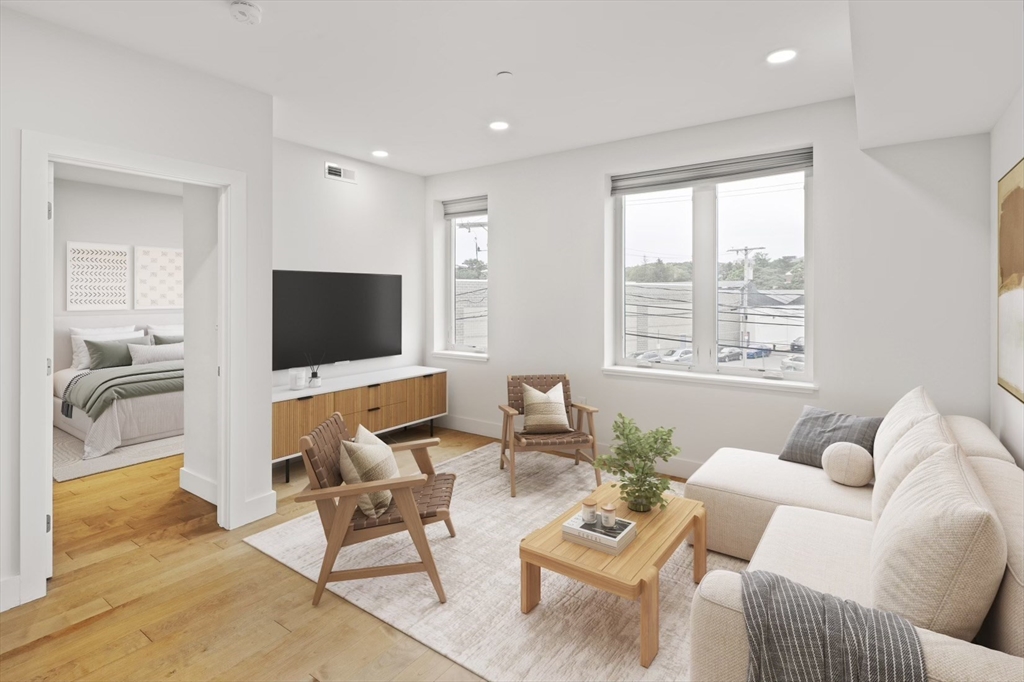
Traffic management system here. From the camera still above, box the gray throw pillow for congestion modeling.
[85,336,154,369]
[153,334,184,345]
[779,406,883,468]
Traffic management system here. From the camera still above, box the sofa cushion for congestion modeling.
[684,448,872,560]
[873,386,938,478]
[872,414,956,521]
[945,415,1017,464]
[970,457,1024,657]
[749,506,874,605]
[779,406,882,468]
[822,442,874,487]
[871,445,1007,641]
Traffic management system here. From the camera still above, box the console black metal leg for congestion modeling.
[285,458,290,484]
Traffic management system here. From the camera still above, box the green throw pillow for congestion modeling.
[85,336,153,369]
[153,334,184,345]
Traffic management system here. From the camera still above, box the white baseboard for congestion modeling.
[228,490,278,531]
[179,467,217,504]
[437,413,704,480]
[0,575,22,612]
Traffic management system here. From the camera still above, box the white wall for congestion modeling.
[51,179,184,370]
[425,98,992,477]
[991,86,1024,466]
[272,139,426,382]
[54,179,183,315]
[181,184,219,501]
[1,9,273,602]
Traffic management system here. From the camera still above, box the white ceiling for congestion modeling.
[850,0,1024,149]
[4,1,1020,175]
[54,163,185,196]
[3,0,855,176]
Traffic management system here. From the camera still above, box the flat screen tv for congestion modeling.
[272,270,402,371]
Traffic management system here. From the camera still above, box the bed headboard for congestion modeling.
[54,313,184,371]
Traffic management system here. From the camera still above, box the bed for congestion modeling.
[52,318,185,459]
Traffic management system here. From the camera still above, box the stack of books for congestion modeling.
[562,513,637,555]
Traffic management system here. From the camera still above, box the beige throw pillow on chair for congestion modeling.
[870,444,1007,641]
[338,425,400,518]
[522,382,572,434]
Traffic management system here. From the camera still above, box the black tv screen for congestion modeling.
[272,270,402,371]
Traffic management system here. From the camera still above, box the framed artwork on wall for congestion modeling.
[66,241,130,311]
[135,246,184,309]
[997,158,1024,404]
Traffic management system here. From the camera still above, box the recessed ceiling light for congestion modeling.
[489,121,510,131]
[371,150,389,158]
[766,49,797,64]
[496,71,513,79]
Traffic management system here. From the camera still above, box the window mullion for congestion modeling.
[691,184,717,373]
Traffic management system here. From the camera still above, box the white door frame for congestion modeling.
[19,130,252,606]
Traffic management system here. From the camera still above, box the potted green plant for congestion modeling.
[597,414,680,512]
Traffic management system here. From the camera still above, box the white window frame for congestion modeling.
[446,211,489,354]
[613,166,813,387]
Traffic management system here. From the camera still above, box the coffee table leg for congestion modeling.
[693,507,707,584]
[640,568,659,668]
[521,560,541,614]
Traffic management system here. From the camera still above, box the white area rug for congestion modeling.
[52,427,183,481]
[245,442,747,681]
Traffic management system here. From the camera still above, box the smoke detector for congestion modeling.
[230,1,262,26]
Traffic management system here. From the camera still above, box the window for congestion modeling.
[615,149,811,381]
[443,196,488,353]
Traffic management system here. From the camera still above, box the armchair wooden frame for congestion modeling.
[295,412,454,606]
[498,374,602,497]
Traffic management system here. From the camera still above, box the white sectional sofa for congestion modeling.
[685,388,1024,681]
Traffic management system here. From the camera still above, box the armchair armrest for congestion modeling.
[499,404,518,417]
[295,474,428,503]
[572,403,599,413]
[389,438,440,452]
[390,438,439,477]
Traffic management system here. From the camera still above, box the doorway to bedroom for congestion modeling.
[46,161,220,579]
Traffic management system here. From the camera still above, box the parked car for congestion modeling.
[781,354,805,372]
[660,348,693,364]
[745,343,773,359]
[790,336,805,352]
[630,350,661,362]
[718,347,743,362]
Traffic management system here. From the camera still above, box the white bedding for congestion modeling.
[53,367,184,458]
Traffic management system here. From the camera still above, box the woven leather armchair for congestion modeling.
[498,374,601,497]
[295,412,455,605]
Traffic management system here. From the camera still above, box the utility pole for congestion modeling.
[727,246,765,349]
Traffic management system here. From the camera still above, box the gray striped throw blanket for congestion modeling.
[741,570,925,682]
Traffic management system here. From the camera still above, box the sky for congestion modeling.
[623,171,805,268]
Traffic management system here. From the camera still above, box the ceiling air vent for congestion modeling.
[325,163,356,184]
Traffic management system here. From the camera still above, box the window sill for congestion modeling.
[433,350,489,363]
[602,365,818,394]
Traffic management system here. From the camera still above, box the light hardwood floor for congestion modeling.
[0,425,495,682]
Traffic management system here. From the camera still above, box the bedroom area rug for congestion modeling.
[52,427,184,481]
[245,442,747,682]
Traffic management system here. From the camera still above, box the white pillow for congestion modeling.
[873,386,938,477]
[522,382,572,434]
[129,342,184,365]
[821,442,874,487]
[146,324,184,335]
[69,325,136,336]
[70,330,145,369]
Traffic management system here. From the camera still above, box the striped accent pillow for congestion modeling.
[339,427,400,517]
[522,382,572,434]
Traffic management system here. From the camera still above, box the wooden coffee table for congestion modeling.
[519,482,706,668]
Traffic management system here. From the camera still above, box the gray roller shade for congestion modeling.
[611,148,812,195]
[443,195,488,219]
